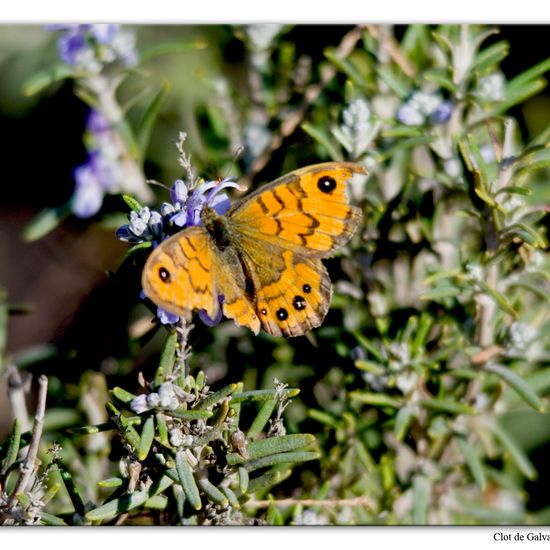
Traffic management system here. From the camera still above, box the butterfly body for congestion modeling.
[142,162,365,337]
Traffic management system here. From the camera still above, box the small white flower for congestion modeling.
[466,263,484,282]
[478,73,506,102]
[409,91,444,117]
[509,322,537,351]
[444,158,462,179]
[396,103,425,126]
[246,24,283,51]
[337,98,380,157]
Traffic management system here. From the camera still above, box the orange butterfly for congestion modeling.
[141,162,365,337]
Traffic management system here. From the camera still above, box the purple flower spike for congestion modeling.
[185,177,242,227]
[198,295,225,327]
[170,179,188,205]
[72,161,104,218]
[157,308,180,326]
[90,24,119,44]
[58,27,88,66]
[86,110,110,134]
[430,101,453,124]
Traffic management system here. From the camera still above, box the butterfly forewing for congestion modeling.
[229,162,364,258]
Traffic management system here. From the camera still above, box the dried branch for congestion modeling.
[6,375,48,509]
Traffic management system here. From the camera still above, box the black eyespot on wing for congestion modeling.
[159,267,171,283]
[302,284,312,294]
[292,296,306,311]
[317,175,337,194]
[276,308,288,321]
[260,308,268,315]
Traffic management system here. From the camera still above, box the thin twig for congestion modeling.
[248,495,374,510]
[7,375,48,509]
[365,25,417,78]
[6,365,31,433]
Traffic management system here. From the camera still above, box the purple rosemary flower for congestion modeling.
[396,91,453,127]
[430,100,453,124]
[71,110,121,218]
[48,24,138,71]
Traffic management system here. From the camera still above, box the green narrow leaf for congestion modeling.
[137,82,171,156]
[266,500,284,525]
[122,194,143,213]
[86,474,174,521]
[376,65,410,97]
[412,475,430,525]
[394,406,416,441]
[485,364,543,411]
[171,409,213,420]
[238,467,249,494]
[308,409,341,430]
[489,421,537,480]
[153,331,178,385]
[324,48,367,87]
[246,470,281,494]
[22,64,76,96]
[197,479,228,507]
[352,331,385,362]
[230,382,244,425]
[1,418,21,476]
[144,495,168,510]
[98,477,124,488]
[137,416,155,461]
[494,78,547,116]
[354,360,386,375]
[175,451,202,510]
[504,223,546,249]
[57,459,86,516]
[22,203,72,242]
[156,412,169,447]
[507,56,550,90]
[42,482,61,505]
[247,400,277,439]
[111,386,138,404]
[68,422,115,435]
[227,434,316,465]
[242,451,319,473]
[106,403,140,449]
[477,280,518,318]
[472,41,510,73]
[423,68,458,93]
[349,391,403,408]
[220,485,240,509]
[301,122,342,161]
[231,388,299,403]
[457,437,487,491]
[39,513,68,526]
[421,398,475,415]
[196,383,238,410]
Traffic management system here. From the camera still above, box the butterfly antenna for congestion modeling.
[222,146,245,180]
[147,179,171,192]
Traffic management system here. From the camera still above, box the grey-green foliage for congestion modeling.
[2,23,550,526]
[294,25,550,525]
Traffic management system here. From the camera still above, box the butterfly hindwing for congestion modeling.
[253,250,332,337]
[142,226,260,333]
